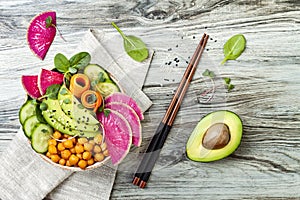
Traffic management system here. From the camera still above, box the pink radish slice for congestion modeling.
[106,102,142,147]
[27,11,56,60]
[38,68,64,95]
[21,75,42,99]
[105,92,144,120]
[97,109,132,165]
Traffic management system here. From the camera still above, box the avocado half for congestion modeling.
[186,110,243,162]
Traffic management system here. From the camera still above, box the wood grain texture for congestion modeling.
[0,0,300,199]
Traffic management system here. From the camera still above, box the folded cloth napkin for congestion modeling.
[0,29,153,200]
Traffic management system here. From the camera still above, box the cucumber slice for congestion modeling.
[19,100,36,124]
[83,64,113,83]
[94,82,120,97]
[23,115,40,138]
[31,123,53,153]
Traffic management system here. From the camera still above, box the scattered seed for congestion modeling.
[164,78,169,81]
[193,36,196,39]
[168,48,172,51]
[176,44,178,47]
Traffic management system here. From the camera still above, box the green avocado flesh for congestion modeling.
[42,97,100,137]
[58,85,99,124]
[186,110,243,162]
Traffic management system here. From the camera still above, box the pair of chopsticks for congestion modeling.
[132,33,209,188]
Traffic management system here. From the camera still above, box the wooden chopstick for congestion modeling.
[132,33,209,188]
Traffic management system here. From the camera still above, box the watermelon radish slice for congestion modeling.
[27,11,56,60]
[106,102,142,147]
[105,92,144,120]
[21,75,42,99]
[97,109,132,165]
[38,68,64,95]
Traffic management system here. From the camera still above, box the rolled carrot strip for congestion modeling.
[69,74,90,98]
[81,90,103,112]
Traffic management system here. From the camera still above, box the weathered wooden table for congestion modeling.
[1,0,300,199]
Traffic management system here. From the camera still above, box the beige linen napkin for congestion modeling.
[0,29,153,200]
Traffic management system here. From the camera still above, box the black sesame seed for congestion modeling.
[94,128,97,131]
[165,62,168,65]
[69,128,72,131]
[188,56,190,59]
[181,36,183,39]
[186,61,189,64]
[52,110,56,112]
[83,116,85,119]
[87,117,89,122]
[176,64,178,66]
[49,116,53,118]
[193,36,195,39]
[51,120,54,123]
[164,78,169,81]
[204,27,207,29]
[168,61,172,65]
[168,48,172,51]
[206,49,209,51]
[80,132,84,135]
[176,44,178,47]
[210,38,213,40]
[84,126,87,129]
[215,40,217,42]
[63,127,66,130]
[176,60,179,63]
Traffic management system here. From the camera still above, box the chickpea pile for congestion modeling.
[46,130,109,169]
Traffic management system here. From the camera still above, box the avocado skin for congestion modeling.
[186,110,243,162]
[42,98,99,134]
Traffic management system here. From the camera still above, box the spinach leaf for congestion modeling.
[69,52,91,70]
[45,84,61,100]
[54,53,70,73]
[221,34,246,65]
[112,22,148,62]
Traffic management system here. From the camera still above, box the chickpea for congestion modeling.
[100,142,107,151]
[48,145,57,154]
[88,140,95,145]
[70,147,76,154]
[78,137,88,144]
[69,154,79,166]
[63,140,73,149]
[63,134,70,138]
[84,143,93,152]
[46,152,51,158]
[71,137,76,144]
[94,153,104,162]
[53,131,62,139]
[82,151,92,160]
[76,153,83,160]
[66,160,71,167]
[94,134,103,144]
[51,155,60,163]
[78,160,87,169]
[59,159,66,166]
[57,143,65,151]
[48,139,57,146]
[75,144,84,154]
[61,149,71,160]
[87,158,94,166]
[103,150,109,157]
[93,145,101,153]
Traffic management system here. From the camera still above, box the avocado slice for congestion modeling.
[186,110,243,162]
[42,98,99,133]
[42,113,99,138]
[58,85,99,125]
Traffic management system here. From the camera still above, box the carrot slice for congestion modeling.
[81,90,103,112]
[69,74,90,98]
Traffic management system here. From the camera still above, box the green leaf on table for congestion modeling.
[54,53,70,73]
[227,84,235,92]
[202,69,215,78]
[223,77,231,84]
[69,52,91,70]
[221,34,246,65]
[112,22,148,62]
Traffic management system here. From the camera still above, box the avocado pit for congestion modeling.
[202,123,230,150]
